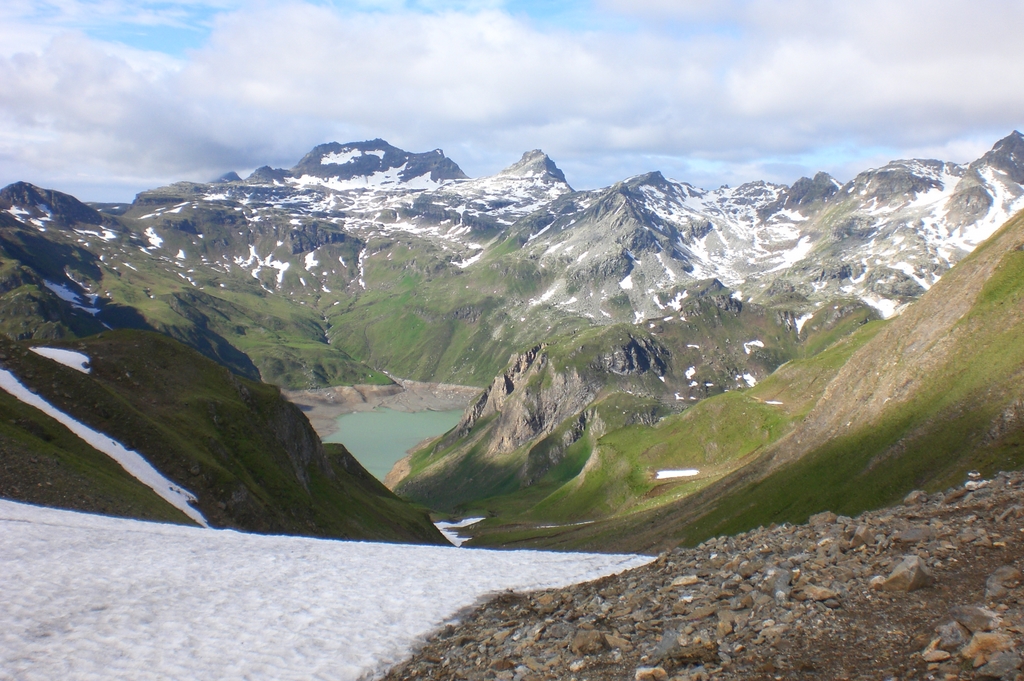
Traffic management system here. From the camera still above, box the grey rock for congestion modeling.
[894,526,932,543]
[903,490,927,505]
[950,604,1001,632]
[976,650,1022,680]
[849,525,873,548]
[935,620,971,651]
[986,566,1022,600]
[879,555,934,592]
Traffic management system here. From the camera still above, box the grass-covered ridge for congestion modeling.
[0,330,446,543]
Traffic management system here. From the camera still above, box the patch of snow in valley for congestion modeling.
[619,274,633,290]
[144,227,163,248]
[42,281,99,315]
[0,501,649,680]
[434,517,485,547]
[304,251,319,270]
[766,235,814,273]
[656,469,699,480]
[861,295,902,319]
[29,347,91,373]
[357,248,368,289]
[795,313,815,334]
[741,373,757,387]
[235,245,290,287]
[454,251,483,268]
[742,340,764,355]
[528,285,559,307]
[891,261,932,290]
[0,372,205,526]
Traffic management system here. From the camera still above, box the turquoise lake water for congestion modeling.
[324,408,464,481]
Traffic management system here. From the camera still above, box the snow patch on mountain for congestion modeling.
[0,501,649,680]
[0,374,206,525]
[30,347,91,373]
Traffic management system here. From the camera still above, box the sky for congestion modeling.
[1,0,1023,201]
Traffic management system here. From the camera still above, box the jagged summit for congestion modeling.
[497,150,570,187]
[975,130,1024,183]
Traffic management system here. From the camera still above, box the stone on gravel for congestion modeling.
[904,490,927,505]
[809,511,837,526]
[879,555,934,592]
[672,575,700,587]
[571,629,606,655]
[605,633,633,651]
[799,584,839,602]
[634,667,668,681]
[936,620,972,651]
[986,566,1022,600]
[975,650,1022,680]
[922,649,952,662]
[849,524,874,548]
[961,632,1014,662]
[950,604,1001,632]
[895,526,933,543]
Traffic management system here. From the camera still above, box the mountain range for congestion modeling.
[1,132,1023,549]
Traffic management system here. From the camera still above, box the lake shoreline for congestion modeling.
[283,379,480,440]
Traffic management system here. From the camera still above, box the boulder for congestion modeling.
[634,667,669,681]
[570,629,605,655]
[935,620,971,651]
[976,651,1022,680]
[950,605,1001,633]
[985,566,1022,600]
[903,490,928,505]
[879,555,934,592]
[961,632,1014,661]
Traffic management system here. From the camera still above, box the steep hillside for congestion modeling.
[390,288,875,522]
[485,207,1024,552]
[0,330,445,544]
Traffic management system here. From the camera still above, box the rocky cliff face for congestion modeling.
[394,331,675,510]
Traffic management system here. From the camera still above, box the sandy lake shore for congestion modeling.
[282,379,481,439]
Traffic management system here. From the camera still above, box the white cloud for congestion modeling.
[0,0,1022,199]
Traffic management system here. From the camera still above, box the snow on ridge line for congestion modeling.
[0,370,207,527]
[30,347,91,374]
[0,500,650,681]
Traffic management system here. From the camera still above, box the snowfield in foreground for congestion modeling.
[0,501,650,681]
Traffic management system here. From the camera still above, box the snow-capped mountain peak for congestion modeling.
[497,150,570,187]
[287,140,468,191]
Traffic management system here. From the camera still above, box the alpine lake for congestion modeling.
[324,408,464,481]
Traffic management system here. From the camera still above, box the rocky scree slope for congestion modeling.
[384,471,1024,681]
[0,329,446,543]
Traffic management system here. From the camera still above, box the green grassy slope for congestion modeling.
[0,330,446,543]
[393,287,879,538]
[501,209,1024,553]
[462,319,884,550]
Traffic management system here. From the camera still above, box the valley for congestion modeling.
[1,132,1023,554]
